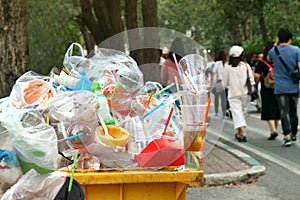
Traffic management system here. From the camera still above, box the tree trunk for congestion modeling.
[256,0,268,45]
[92,0,124,50]
[125,0,144,64]
[142,0,160,63]
[79,0,124,52]
[0,0,28,98]
[79,0,106,49]
[78,0,160,82]
[141,0,161,82]
[79,22,96,53]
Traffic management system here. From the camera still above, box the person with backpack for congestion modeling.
[268,28,300,147]
[254,41,280,140]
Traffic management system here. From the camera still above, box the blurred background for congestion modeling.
[0,0,299,97]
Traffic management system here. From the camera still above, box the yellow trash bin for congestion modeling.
[68,169,204,200]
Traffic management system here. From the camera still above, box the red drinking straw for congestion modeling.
[163,107,174,134]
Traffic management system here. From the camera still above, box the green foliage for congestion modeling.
[25,0,300,71]
[157,0,300,57]
[158,0,229,53]
[26,0,83,75]
[242,38,264,57]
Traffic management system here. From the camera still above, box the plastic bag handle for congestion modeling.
[65,42,85,58]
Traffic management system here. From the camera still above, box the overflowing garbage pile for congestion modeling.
[0,43,210,199]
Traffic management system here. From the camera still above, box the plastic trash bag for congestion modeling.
[9,71,56,109]
[81,47,145,117]
[0,108,61,174]
[54,177,84,200]
[128,92,184,168]
[50,69,79,91]
[43,91,99,158]
[73,72,92,91]
[62,42,89,76]
[0,130,23,197]
[46,90,98,126]
[60,42,92,91]
[86,47,144,90]
[1,169,67,200]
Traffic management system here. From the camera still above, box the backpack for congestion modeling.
[260,58,274,89]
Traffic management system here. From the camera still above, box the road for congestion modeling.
[186,103,300,200]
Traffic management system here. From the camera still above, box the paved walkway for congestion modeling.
[202,140,266,186]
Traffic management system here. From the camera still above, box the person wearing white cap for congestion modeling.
[222,45,255,142]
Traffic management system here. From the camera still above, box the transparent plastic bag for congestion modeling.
[62,42,89,76]
[1,169,67,200]
[125,91,185,168]
[81,48,145,117]
[9,71,56,109]
[0,130,23,197]
[57,42,91,91]
[46,90,98,126]
[44,91,99,156]
[1,109,61,174]
[86,47,144,90]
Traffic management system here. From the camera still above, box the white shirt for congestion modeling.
[222,61,255,98]
[213,60,226,81]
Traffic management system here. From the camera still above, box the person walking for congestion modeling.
[212,50,228,118]
[223,45,255,142]
[254,41,280,140]
[160,38,185,93]
[268,28,300,147]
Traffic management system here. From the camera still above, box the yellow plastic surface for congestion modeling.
[68,169,204,200]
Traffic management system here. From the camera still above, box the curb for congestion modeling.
[204,140,266,186]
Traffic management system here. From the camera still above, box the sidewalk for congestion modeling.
[202,140,266,186]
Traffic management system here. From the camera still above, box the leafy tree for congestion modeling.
[26,0,83,75]
[158,0,300,58]
[158,0,234,54]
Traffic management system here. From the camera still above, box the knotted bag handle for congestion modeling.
[65,42,85,58]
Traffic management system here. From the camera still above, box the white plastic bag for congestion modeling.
[0,130,23,197]
[9,71,56,109]
[47,90,98,126]
[1,109,61,174]
[1,169,67,200]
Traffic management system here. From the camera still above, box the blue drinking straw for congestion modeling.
[65,133,83,141]
[141,101,164,120]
